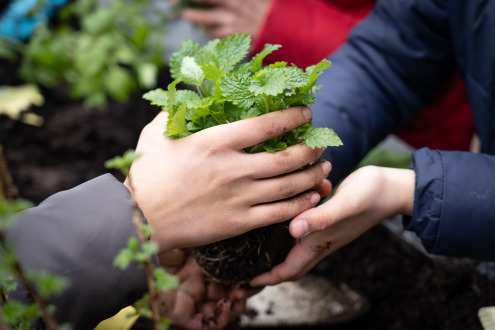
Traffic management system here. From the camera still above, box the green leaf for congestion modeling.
[263,141,287,153]
[202,64,223,83]
[113,248,134,270]
[303,127,343,148]
[104,150,140,176]
[220,74,258,109]
[170,40,200,80]
[216,33,251,69]
[140,224,156,237]
[143,89,168,108]
[250,43,281,72]
[26,270,69,299]
[181,56,205,86]
[301,59,332,93]
[250,70,287,96]
[137,62,158,89]
[166,104,189,137]
[176,90,201,107]
[104,65,135,102]
[153,268,178,291]
[284,66,310,88]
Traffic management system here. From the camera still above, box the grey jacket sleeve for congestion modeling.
[7,174,151,329]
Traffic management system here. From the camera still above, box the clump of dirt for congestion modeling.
[194,222,295,284]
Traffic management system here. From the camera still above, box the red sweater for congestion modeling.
[252,0,475,151]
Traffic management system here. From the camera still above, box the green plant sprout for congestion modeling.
[106,152,178,330]
[18,0,168,108]
[0,198,71,330]
[144,32,342,152]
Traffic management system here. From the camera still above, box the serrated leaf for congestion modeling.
[202,63,223,83]
[220,73,258,109]
[216,33,251,69]
[250,43,281,72]
[181,56,205,86]
[195,38,220,66]
[284,66,310,88]
[166,104,189,137]
[143,89,168,108]
[170,39,200,80]
[301,59,332,93]
[250,70,287,96]
[176,90,201,106]
[167,80,178,111]
[304,127,343,148]
[283,93,315,108]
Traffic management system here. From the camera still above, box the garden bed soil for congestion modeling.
[1,61,494,329]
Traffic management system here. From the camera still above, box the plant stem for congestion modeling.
[0,232,59,330]
[126,177,161,330]
[260,96,269,113]
[196,85,204,98]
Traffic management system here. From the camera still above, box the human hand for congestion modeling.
[125,107,331,253]
[158,249,249,329]
[250,166,415,286]
[180,0,272,39]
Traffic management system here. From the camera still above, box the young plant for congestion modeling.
[144,32,341,152]
[18,0,168,108]
[106,152,178,330]
[143,32,342,284]
[0,198,71,330]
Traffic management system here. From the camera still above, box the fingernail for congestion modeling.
[310,192,320,205]
[293,220,308,238]
[302,108,312,121]
[321,161,331,175]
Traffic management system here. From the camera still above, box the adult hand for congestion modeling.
[125,107,331,253]
[180,0,272,39]
[250,166,415,286]
[158,249,249,329]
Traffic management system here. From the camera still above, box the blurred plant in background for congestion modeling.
[10,0,168,108]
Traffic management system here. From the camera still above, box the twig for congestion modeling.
[0,233,59,330]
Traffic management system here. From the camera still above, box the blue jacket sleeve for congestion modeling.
[7,174,155,329]
[312,0,456,183]
[407,149,495,261]
[312,0,495,260]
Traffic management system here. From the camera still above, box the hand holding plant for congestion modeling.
[251,166,415,287]
[124,109,331,253]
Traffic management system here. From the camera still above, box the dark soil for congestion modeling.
[193,222,295,284]
[2,59,494,330]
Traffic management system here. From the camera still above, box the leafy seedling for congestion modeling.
[144,33,342,283]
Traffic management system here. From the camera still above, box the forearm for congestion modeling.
[7,175,151,329]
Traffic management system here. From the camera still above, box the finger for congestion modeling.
[205,281,229,301]
[205,24,238,39]
[190,0,242,10]
[248,143,325,179]
[204,107,312,150]
[182,7,232,26]
[249,234,329,286]
[213,299,232,328]
[158,248,186,273]
[247,190,321,229]
[249,160,331,205]
[314,179,333,198]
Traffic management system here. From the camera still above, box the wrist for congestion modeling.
[384,168,415,216]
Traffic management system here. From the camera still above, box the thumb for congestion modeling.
[289,200,341,239]
[289,206,329,239]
